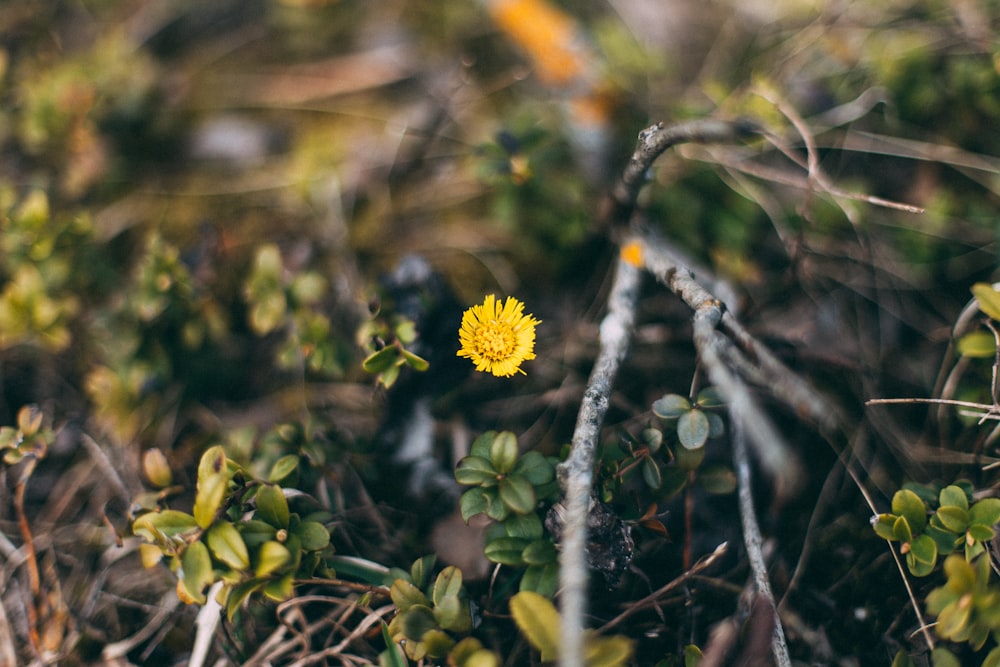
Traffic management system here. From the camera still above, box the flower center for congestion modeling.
[475,321,516,360]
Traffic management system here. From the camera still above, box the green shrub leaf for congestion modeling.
[455,456,498,486]
[499,476,537,514]
[972,283,1000,321]
[193,445,228,529]
[206,521,250,571]
[652,394,690,419]
[180,540,213,605]
[490,431,519,474]
[255,540,291,577]
[255,484,290,529]
[484,537,528,566]
[677,410,710,449]
[891,489,927,534]
[510,591,561,662]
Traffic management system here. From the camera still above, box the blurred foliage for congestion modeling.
[0,0,999,664]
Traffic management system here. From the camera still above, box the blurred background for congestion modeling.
[1,0,999,664]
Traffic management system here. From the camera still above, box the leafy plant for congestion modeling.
[510,591,634,667]
[384,556,496,663]
[454,430,561,596]
[132,445,334,617]
[872,482,1000,577]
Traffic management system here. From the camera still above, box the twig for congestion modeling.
[597,541,728,633]
[602,119,763,230]
[640,231,805,497]
[556,254,641,667]
[733,421,791,667]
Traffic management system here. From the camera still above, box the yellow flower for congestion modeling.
[457,295,540,377]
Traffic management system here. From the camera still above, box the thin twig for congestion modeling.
[597,541,728,633]
[733,421,791,667]
[556,255,641,667]
[602,119,762,230]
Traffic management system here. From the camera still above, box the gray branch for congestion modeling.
[556,256,642,667]
[556,119,835,665]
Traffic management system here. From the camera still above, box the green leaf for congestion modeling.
[675,443,705,471]
[512,451,555,486]
[433,593,472,633]
[399,605,437,641]
[939,485,969,511]
[698,464,737,495]
[966,523,994,542]
[935,505,968,533]
[484,494,510,521]
[652,394,690,419]
[972,283,1000,321]
[504,512,544,539]
[262,572,294,602]
[519,562,558,598]
[684,644,704,667]
[193,445,228,529]
[390,578,431,611]
[706,412,725,439]
[255,484,290,529]
[909,534,937,566]
[510,591,561,662]
[455,456,499,486]
[584,633,634,667]
[422,628,456,658]
[410,555,435,589]
[400,348,430,371]
[891,489,927,535]
[206,522,250,571]
[499,476,537,514]
[969,497,1000,528]
[522,539,558,565]
[380,623,408,667]
[981,646,1000,667]
[484,537,528,566]
[362,346,400,374]
[293,521,330,551]
[255,540,291,577]
[226,579,265,620]
[641,457,661,489]
[432,566,464,606]
[240,519,277,547]
[872,514,898,541]
[956,330,996,358]
[641,428,663,453]
[906,554,935,577]
[696,387,724,408]
[490,431,519,474]
[892,515,913,543]
[470,431,496,459]
[133,510,199,543]
[459,488,489,521]
[268,455,299,484]
[180,540,213,605]
[677,410,710,449]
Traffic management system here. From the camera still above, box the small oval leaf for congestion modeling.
[206,521,250,571]
[652,394,690,419]
[193,446,228,529]
[972,283,1000,321]
[256,540,291,577]
[490,431,519,474]
[510,591,561,662]
[677,410,710,449]
[255,484,290,529]
[499,476,537,515]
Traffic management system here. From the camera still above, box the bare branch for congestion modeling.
[556,255,641,667]
[602,119,762,230]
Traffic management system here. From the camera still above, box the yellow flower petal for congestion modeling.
[457,295,540,377]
